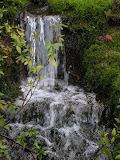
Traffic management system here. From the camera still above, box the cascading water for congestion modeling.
[7,7,108,160]
[24,11,60,87]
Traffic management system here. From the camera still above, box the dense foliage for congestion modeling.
[0,0,29,23]
[47,0,113,28]
[0,0,120,159]
[83,32,120,110]
[0,0,29,100]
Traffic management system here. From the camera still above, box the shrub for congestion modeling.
[105,0,120,25]
[83,32,120,108]
[0,0,29,22]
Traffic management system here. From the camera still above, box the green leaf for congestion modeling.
[41,150,46,155]
[42,147,48,150]
[0,118,6,127]
[4,125,9,130]
[29,61,32,67]
[61,24,68,28]
[51,58,56,67]
[115,154,120,159]
[21,132,29,138]
[99,138,104,146]
[103,133,108,137]
[24,61,29,65]
[16,45,21,54]
[21,141,25,148]
[0,103,5,111]
[33,68,36,74]
[117,105,120,109]
[53,43,63,50]
[0,70,4,75]
[38,153,42,160]
[60,38,64,41]
[115,118,120,124]
[12,33,18,40]
[34,141,40,149]
[28,66,34,74]
[8,105,15,113]
[112,128,116,136]
[103,148,111,156]
[30,85,33,89]
[40,76,45,79]
[30,50,35,55]
[0,13,3,18]
[37,66,43,70]
[103,137,109,147]
[111,137,115,143]
[15,140,20,143]
[23,49,28,53]
[17,29,24,36]
[98,130,101,135]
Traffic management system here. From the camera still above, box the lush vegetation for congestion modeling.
[0,1,65,159]
[0,0,30,100]
[0,0,120,159]
[48,0,113,27]
[0,0,29,23]
[83,32,120,107]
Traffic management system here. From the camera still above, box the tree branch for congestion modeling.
[0,133,37,160]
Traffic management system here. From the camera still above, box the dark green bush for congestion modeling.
[83,32,120,108]
[0,0,29,22]
[105,0,120,25]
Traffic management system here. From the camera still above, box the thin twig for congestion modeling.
[3,59,49,126]
[0,133,37,160]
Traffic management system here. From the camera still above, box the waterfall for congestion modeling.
[6,8,108,160]
[24,12,61,87]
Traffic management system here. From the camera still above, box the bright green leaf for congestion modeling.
[112,128,116,136]
[16,45,21,54]
[37,66,43,70]
[111,137,115,143]
[30,50,35,55]
[33,68,36,74]
[29,61,32,67]
[115,118,120,124]
[21,132,29,138]
[51,58,56,67]
[115,154,120,159]
[24,61,29,65]
[99,138,104,146]
[30,85,33,89]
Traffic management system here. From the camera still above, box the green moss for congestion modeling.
[47,0,113,28]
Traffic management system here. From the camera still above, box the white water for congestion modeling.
[25,12,60,87]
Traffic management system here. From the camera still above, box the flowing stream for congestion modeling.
[7,6,108,160]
